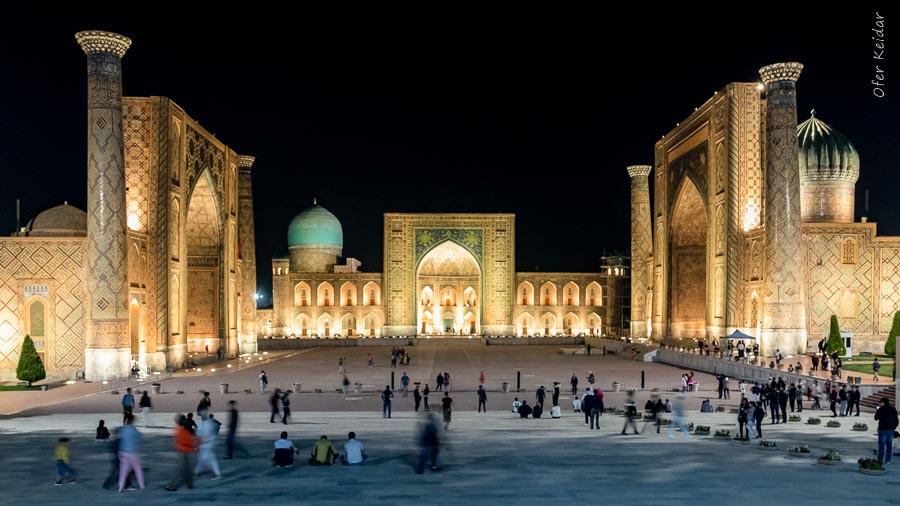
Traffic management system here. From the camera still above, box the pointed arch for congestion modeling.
[516,312,535,336]
[317,312,333,337]
[420,286,434,306]
[518,281,535,306]
[364,281,381,306]
[294,313,310,337]
[670,176,708,338]
[128,243,141,287]
[317,281,334,307]
[563,311,580,335]
[540,281,557,306]
[363,311,382,337]
[340,281,357,307]
[540,312,557,336]
[563,281,580,306]
[186,168,221,257]
[586,281,602,306]
[463,286,476,307]
[421,310,434,334]
[340,312,356,336]
[440,286,457,307]
[463,310,476,334]
[294,281,311,307]
[587,312,602,336]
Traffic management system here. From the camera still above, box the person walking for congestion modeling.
[752,401,764,438]
[54,437,76,486]
[552,382,561,407]
[342,375,350,396]
[875,397,899,464]
[582,388,594,425]
[795,383,804,413]
[850,385,861,416]
[413,385,422,412]
[621,390,639,435]
[443,372,451,393]
[441,392,453,430]
[269,388,282,423]
[382,385,394,418]
[423,384,430,411]
[197,391,211,420]
[436,373,444,392]
[839,385,849,416]
[873,358,881,381]
[165,415,198,491]
[587,371,595,386]
[338,357,345,375]
[536,385,546,408]
[194,413,222,480]
[400,372,410,398]
[778,387,788,423]
[416,413,441,474]
[117,414,145,492]
[479,371,485,386]
[829,387,838,417]
[259,370,268,393]
[121,388,135,425]
[224,400,248,460]
[570,373,578,395]
[139,390,152,428]
[589,390,601,430]
[367,353,373,367]
[788,383,797,412]
[811,354,819,372]
[667,393,692,439]
[281,390,292,425]
[477,385,487,413]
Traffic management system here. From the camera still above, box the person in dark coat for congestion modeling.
[552,382,560,406]
[517,400,533,418]
[477,385,487,413]
[778,387,788,423]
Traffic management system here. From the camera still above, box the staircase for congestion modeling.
[860,384,896,412]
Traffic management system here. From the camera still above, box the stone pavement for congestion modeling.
[0,409,896,505]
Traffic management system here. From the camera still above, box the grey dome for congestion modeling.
[28,203,87,237]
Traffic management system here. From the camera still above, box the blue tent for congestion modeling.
[722,330,756,340]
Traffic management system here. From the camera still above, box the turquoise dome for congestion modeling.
[797,110,859,184]
[287,204,343,248]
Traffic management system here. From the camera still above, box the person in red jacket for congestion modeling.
[165,414,198,491]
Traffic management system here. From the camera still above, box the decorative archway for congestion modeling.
[363,312,382,337]
[294,281,311,307]
[563,281,579,306]
[340,313,356,337]
[587,312,602,336]
[540,312,557,336]
[540,281,557,306]
[670,178,708,338]
[518,281,534,306]
[294,313,310,337]
[185,169,223,355]
[586,282,602,306]
[416,241,481,336]
[364,281,381,306]
[516,312,534,336]
[340,282,357,307]
[317,313,333,337]
[317,282,334,307]
[563,312,579,335]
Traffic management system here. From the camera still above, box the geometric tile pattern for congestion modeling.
[238,161,258,345]
[805,231,873,336]
[628,166,652,339]
[880,248,900,334]
[0,240,86,374]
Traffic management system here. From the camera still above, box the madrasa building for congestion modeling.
[0,31,259,381]
[259,210,629,340]
[629,61,900,356]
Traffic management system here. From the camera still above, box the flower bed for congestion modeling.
[733,435,751,443]
[806,417,821,425]
[858,458,886,475]
[758,439,778,450]
[714,429,731,440]
[788,414,801,422]
[818,449,841,466]
[826,420,841,428]
[693,425,710,435]
[787,444,811,457]
[852,423,869,432]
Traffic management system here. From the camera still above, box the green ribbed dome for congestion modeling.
[797,110,859,184]
[287,203,343,248]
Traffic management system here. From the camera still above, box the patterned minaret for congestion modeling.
[627,165,652,340]
[237,155,258,353]
[76,31,132,380]
[759,62,808,355]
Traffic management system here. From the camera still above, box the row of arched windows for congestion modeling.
[294,281,381,307]
[517,281,603,307]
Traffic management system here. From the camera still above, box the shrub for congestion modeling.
[16,335,45,386]
[852,423,869,431]
[886,311,900,358]
[807,417,821,425]
[858,457,884,470]
[788,414,801,422]
[825,315,846,356]
[826,420,841,428]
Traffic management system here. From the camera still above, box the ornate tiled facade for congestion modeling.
[637,63,900,355]
[0,32,256,380]
[267,213,627,338]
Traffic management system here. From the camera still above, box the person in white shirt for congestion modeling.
[274,431,298,467]
[342,432,367,465]
[512,397,522,413]
[194,413,222,479]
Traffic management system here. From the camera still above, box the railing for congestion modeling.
[129,376,515,395]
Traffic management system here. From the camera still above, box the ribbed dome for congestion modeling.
[28,203,87,237]
[287,203,343,248]
[797,110,859,184]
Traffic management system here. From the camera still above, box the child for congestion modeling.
[96,420,110,443]
[55,437,76,485]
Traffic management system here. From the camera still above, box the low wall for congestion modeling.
[483,336,584,345]
[653,348,882,398]
[585,337,654,358]
[258,337,415,350]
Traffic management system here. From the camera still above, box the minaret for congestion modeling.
[76,31,132,380]
[627,165,652,340]
[237,155,258,353]
[759,62,808,356]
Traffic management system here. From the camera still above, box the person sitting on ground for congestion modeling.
[644,399,655,412]
[573,397,582,413]
[96,419,110,443]
[309,435,339,466]
[341,432,367,465]
[654,398,664,415]
[274,431,298,467]
[532,402,544,419]
[517,400,533,418]
[512,397,521,413]
[664,399,672,413]
[700,399,714,413]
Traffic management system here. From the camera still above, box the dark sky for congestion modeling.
[1,9,897,305]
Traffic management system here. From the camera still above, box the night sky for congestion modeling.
[1,9,897,305]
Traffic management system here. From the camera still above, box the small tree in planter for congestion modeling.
[16,335,45,387]
[885,311,900,359]
[825,315,846,357]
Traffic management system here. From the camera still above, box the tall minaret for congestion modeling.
[627,165,652,340]
[76,31,132,380]
[759,62,808,356]
[237,155,258,354]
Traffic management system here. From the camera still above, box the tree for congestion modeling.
[16,335,45,387]
[825,315,846,357]
[886,311,900,358]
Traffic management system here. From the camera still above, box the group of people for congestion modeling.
[273,432,367,467]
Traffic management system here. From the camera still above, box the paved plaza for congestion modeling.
[1,343,897,505]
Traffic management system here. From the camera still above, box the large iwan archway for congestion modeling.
[416,241,481,335]
[670,179,707,338]
[185,170,223,355]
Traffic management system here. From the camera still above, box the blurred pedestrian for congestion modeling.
[416,413,440,474]
[224,400,248,460]
[139,391,152,428]
[194,413,222,480]
[165,414,197,491]
[117,413,145,492]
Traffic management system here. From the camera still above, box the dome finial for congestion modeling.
[313,197,317,205]
[810,109,816,118]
